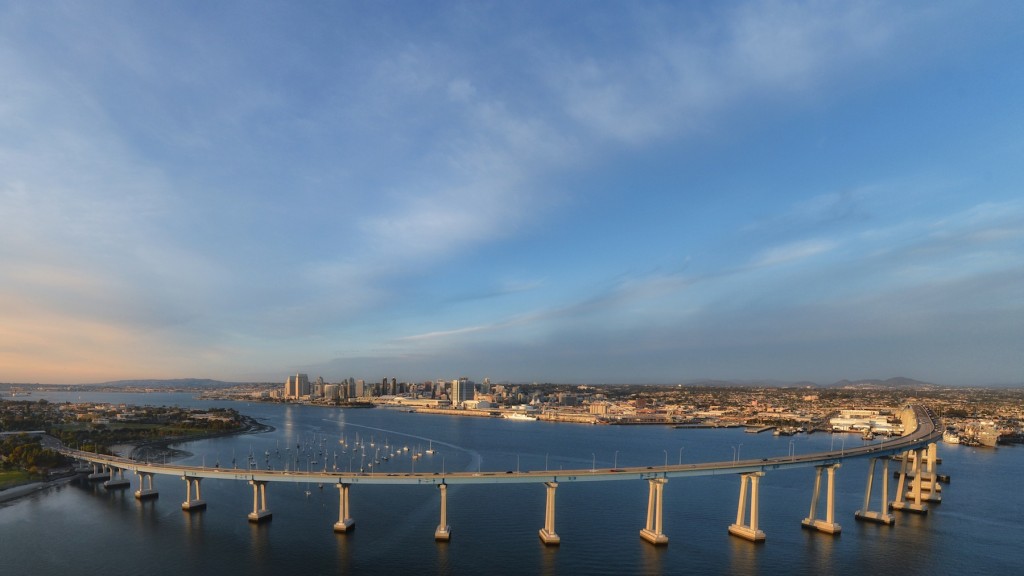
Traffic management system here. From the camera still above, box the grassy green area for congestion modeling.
[0,469,33,490]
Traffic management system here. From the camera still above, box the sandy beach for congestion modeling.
[0,475,77,505]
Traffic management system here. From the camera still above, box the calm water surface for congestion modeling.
[2,392,1021,575]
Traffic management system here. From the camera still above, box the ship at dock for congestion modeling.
[502,412,537,421]
[963,421,1000,447]
[942,429,961,444]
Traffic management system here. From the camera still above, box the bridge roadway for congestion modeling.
[59,404,941,487]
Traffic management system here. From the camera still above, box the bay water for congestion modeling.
[2,392,1020,575]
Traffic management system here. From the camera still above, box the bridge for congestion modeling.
[59,404,945,545]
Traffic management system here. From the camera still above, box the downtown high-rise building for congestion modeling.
[451,377,475,407]
[284,373,310,399]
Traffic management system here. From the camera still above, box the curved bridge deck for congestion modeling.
[59,404,945,545]
[60,404,941,485]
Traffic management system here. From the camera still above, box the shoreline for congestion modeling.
[127,415,274,462]
[0,415,273,506]
[0,474,78,505]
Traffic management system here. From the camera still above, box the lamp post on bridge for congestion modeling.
[591,453,596,472]
[789,439,795,460]
[678,447,684,465]
[663,450,668,468]
[614,450,619,468]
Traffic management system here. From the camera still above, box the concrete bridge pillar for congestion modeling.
[921,443,942,502]
[539,482,560,545]
[87,463,110,481]
[855,457,894,525]
[247,480,272,522]
[640,478,668,545]
[134,471,159,500]
[891,450,928,514]
[104,466,130,489]
[334,483,354,532]
[434,483,451,541]
[802,464,841,534]
[181,476,206,511]
[728,472,766,542]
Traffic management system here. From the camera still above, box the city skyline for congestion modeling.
[2,2,1022,386]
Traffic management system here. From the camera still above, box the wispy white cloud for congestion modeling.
[547,2,906,145]
[751,239,838,268]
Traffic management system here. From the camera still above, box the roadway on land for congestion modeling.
[59,405,941,486]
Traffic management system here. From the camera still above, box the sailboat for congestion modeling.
[304,459,312,497]
[425,441,436,455]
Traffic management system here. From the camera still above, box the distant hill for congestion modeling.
[93,378,242,388]
[679,379,818,388]
[675,377,938,389]
[826,377,937,389]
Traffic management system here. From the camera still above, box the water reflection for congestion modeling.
[435,536,450,574]
[334,530,354,573]
[248,520,272,564]
[802,528,837,574]
[639,539,666,574]
[540,540,559,576]
[728,535,760,574]
[183,508,205,536]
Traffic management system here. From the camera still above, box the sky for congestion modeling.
[1,1,1022,386]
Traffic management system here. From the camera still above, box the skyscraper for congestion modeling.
[451,377,475,407]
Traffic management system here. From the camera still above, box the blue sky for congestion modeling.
[1,1,1022,386]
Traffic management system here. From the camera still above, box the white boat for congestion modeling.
[942,429,961,444]
[425,441,436,455]
[503,412,537,421]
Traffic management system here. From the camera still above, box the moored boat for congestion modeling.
[503,412,537,421]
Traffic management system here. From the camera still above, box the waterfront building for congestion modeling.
[451,377,475,407]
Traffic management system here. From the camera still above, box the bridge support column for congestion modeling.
[891,450,928,514]
[921,443,942,502]
[134,471,159,500]
[728,472,766,542]
[434,483,451,541]
[104,466,130,489]
[640,478,669,545]
[802,464,841,534]
[855,457,894,525]
[334,483,354,532]
[181,476,206,511]
[87,463,110,481]
[247,480,272,522]
[538,482,561,545]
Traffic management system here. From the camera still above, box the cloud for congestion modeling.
[0,2,1019,384]
[751,239,838,268]
[546,2,905,145]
